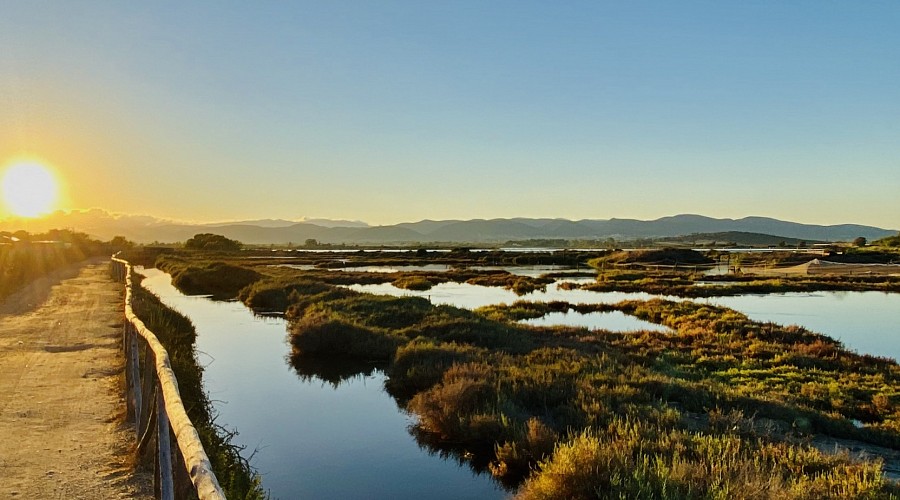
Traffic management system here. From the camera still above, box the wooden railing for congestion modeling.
[111,256,226,500]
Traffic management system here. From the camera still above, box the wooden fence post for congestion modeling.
[158,382,175,500]
[128,324,143,435]
[139,345,156,438]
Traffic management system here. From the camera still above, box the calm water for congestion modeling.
[272,263,585,277]
[138,269,505,500]
[521,311,673,333]
[350,281,900,360]
[348,281,667,310]
[332,264,452,273]
[703,292,900,361]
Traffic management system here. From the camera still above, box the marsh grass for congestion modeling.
[386,340,482,399]
[465,273,554,295]
[575,272,900,297]
[156,256,261,298]
[590,248,715,267]
[516,421,897,499]
[289,310,404,360]
[392,275,435,291]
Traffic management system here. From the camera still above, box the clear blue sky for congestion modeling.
[2,1,898,227]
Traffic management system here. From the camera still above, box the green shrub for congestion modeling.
[392,275,435,291]
[158,259,261,299]
[408,363,497,441]
[184,233,242,252]
[289,311,402,360]
[387,340,480,398]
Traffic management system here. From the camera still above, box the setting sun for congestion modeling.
[1,161,60,218]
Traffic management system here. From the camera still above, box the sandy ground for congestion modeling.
[0,260,153,499]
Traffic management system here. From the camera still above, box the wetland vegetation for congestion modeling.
[128,240,900,498]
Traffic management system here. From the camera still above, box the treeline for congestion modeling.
[873,232,900,248]
[0,229,130,300]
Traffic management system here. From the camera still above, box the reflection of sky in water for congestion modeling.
[521,311,672,333]
[348,282,667,310]
[333,264,452,273]
[702,292,900,361]
[314,264,589,277]
[269,263,317,271]
[272,263,594,278]
[350,282,900,361]
[465,265,586,278]
[138,268,505,500]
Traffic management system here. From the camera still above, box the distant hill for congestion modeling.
[202,217,370,229]
[202,219,300,228]
[1,210,894,245]
[655,231,823,247]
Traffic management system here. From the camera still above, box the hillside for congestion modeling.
[1,210,894,245]
[656,231,822,247]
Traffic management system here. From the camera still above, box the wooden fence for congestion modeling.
[111,256,226,500]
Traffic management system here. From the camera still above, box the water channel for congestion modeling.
[139,268,506,500]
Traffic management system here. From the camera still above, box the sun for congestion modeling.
[1,161,60,218]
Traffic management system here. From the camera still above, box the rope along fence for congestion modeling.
[111,256,226,500]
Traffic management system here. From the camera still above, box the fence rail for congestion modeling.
[111,256,226,500]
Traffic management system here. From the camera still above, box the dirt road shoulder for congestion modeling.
[0,261,152,499]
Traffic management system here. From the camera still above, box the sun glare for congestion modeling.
[1,161,60,218]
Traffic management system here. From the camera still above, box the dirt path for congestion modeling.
[0,260,153,499]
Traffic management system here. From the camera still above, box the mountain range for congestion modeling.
[1,209,895,245]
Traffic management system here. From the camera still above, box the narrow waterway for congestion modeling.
[138,268,506,500]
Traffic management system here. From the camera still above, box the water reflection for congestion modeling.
[521,311,672,333]
[137,268,506,500]
[702,292,900,361]
[331,264,452,273]
[290,356,384,388]
[410,427,519,491]
[349,281,900,362]
[465,265,579,278]
[287,263,586,278]
[348,281,667,310]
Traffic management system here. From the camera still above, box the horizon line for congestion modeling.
[0,207,896,231]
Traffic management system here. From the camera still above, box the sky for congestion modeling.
[1,1,898,228]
